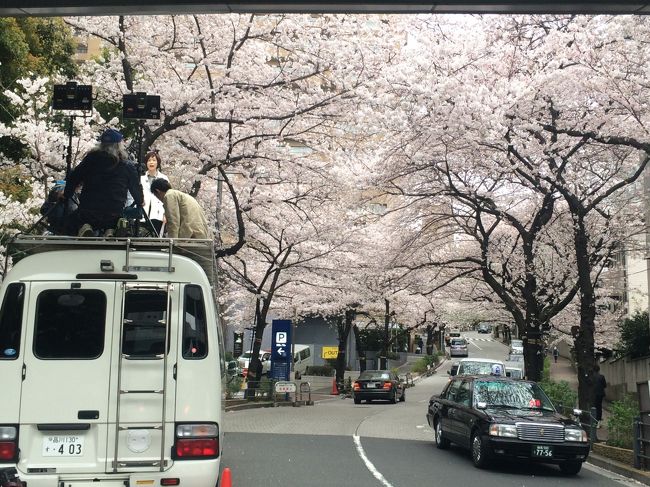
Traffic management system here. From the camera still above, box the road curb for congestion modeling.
[587,453,650,485]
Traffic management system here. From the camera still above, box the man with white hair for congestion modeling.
[64,128,144,236]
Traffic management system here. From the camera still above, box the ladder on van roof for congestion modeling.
[3,235,217,290]
[113,281,173,472]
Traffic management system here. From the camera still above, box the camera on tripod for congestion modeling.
[122,92,161,120]
[52,81,93,111]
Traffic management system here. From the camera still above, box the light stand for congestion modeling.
[52,82,93,223]
[122,92,161,236]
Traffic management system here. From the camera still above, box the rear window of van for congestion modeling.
[34,289,106,359]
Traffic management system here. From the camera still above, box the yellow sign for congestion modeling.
[322,346,339,359]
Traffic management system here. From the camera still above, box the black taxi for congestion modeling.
[426,376,590,475]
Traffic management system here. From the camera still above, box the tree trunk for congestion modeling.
[426,324,435,356]
[334,309,354,393]
[573,214,597,409]
[245,299,267,399]
[523,326,545,382]
[380,298,390,370]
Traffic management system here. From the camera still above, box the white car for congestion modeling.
[510,339,524,354]
[237,350,271,377]
[455,357,506,376]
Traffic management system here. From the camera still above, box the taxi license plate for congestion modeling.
[42,435,84,456]
[532,445,553,458]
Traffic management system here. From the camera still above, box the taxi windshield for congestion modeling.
[474,380,555,410]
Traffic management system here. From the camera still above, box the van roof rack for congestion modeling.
[4,235,217,290]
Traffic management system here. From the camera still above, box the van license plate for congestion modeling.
[42,435,84,456]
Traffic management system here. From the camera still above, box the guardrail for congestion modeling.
[634,416,650,469]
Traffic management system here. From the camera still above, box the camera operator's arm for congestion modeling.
[63,158,88,200]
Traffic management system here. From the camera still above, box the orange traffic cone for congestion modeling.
[331,377,338,395]
[221,467,232,487]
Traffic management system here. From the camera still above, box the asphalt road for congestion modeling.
[222,332,641,487]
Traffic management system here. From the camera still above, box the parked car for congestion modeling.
[449,337,469,357]
[237,349,271,377]
[353,370,406,404]
[507,353,524,363]
[505,365,525,379]
[510,339,524,355]
[456,358,506,377]
[445,330,461,346]
[477,323,492,334]
[426,376,590,474]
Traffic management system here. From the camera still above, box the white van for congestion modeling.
[292,344,313,376]
[0,236,228,487]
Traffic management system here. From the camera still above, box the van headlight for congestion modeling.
[565,428,588,442]
[489,424,517,438]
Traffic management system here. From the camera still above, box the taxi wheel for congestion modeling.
[434,420,450,449]
[471,432,489,468]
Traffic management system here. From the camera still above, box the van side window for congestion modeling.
[122,290,169,357]
[182,285,208,359]
[34,289,106,359]
[0,283,25,360]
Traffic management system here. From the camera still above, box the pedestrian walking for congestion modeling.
[140,151,169,235]
[552,346,559,363]
[64,128,144,237]
[593,364,607,428]
[150,178,210,239]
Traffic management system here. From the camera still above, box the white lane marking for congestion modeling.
[353,435,394,487]
[470,341,483,351]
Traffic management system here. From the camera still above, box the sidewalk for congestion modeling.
[549,356,650,485]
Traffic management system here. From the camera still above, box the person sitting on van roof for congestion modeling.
[150,178,210,239]
[63,128,144,237]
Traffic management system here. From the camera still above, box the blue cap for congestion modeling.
[99,128,124,144]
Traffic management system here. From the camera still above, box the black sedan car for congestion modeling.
[353,370,405,404]
[426,376,589,475]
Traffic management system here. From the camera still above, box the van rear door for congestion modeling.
[18,281,116,476]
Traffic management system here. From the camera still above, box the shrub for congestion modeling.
[617,311,650,358]
[539,379,577,413]
[305,365,333,376]
[411,355,439,374]
[607,395,639,450]
[226,375,243,398]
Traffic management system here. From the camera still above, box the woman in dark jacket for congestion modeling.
[64,128,144,236]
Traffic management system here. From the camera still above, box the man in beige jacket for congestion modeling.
[150,178,210,239]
